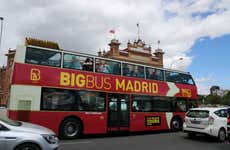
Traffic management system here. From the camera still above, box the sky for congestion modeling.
[0,0,229,95]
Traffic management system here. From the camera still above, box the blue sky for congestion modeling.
[188,35,230,94]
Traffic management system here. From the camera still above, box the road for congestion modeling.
[59,131,229,150]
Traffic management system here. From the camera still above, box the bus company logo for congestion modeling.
[181,88,192,98]
[30,68,41,81]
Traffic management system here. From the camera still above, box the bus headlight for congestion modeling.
[42,134,58,144]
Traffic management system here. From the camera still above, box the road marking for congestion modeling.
[61,141,92,145]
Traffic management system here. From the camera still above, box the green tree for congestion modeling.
[205,94,222,105]
[222,91,230,106]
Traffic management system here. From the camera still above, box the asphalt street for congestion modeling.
[59,131,230,150]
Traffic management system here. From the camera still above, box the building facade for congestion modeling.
[210,85,229,97]
[0,49,15,105]
[0,66,6,103]
[98,39,164,68]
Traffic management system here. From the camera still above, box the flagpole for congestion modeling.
[0,17,3,50]
[137,23,140,40]
[158,40,160,49]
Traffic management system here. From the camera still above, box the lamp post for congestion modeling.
[170,57,183,69]
[0,17,3,50]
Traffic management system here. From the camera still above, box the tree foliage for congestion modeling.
[202,91,230,106]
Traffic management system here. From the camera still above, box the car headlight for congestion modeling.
[42,134,58,144]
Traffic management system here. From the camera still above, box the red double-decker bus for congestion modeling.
[8,44,198,139]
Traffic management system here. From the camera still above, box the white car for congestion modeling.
[183,107,228,142]
[0,116,59,150]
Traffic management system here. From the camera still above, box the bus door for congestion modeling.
[108,94,130,129]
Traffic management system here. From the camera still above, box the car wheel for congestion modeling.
[60,118,82,139]
[170,117,182,131]
[15,143,41,150]
[218,128,226,142]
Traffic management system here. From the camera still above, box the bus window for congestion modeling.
[165,71,194,85]
[180,74,195,85]
[146,67,164,81]
[122,63,144,78]
[41,88,105,111]
[95,59,121,75]
[132,95,152,112]
[63,53,93,71]
[76,91,106,111]
[165,71,180,83]
[25,47,61,67]
[187,99,197,110]
[41,88,76,111]
[172,98,187,112]
[132,101,142,112]
[152,97,172,112]
[142,101,153,112]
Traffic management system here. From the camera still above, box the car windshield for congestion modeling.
[0,116,22,126]
[186,110,209,118]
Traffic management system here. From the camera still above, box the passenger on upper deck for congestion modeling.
[122,64,130,76]
[64,55,82,70]
[130,65,137,77]
[97,60,111,73]
[83,57,93,71]
[137,66,144,78]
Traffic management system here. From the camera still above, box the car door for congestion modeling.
[213,109,228,131]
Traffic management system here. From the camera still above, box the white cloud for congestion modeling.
[194,74,216,95]
[0,0,229,95]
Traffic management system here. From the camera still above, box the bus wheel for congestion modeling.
[218,128,226,142]
[60,118,82,139]
[170,117,182,131]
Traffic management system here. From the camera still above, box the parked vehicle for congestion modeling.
[226,107,230,136]
[0,116,59,150]
[183,107,228,142]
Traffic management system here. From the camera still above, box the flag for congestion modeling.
[109,30,115,34]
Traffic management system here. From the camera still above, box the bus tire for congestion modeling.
[170,117,182,131]
[59,118,82,139]
[218,128,226,142]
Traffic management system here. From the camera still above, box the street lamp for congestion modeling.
[170,57,183,69]
[0,17,4,50]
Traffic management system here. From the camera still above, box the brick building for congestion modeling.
[98,39,164,67]
[0,49,15,105]
[0,66,6,103]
